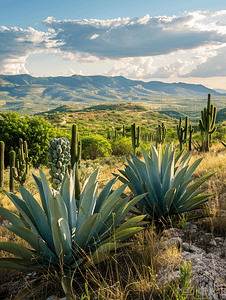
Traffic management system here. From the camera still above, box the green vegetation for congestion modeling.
[0,112,62,167]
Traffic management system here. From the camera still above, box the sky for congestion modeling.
[1,0,226,89]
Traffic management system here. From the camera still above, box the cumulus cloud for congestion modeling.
[42,11,226,60]
[1,10,226,78]
[180,44,226,77]
[0,26,55,74]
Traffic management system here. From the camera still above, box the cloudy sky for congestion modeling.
[1,0,226,89]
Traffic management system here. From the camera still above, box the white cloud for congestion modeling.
[41,10,226,60]
[1,10,226,79]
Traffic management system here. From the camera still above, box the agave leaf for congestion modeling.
[76,214,100,249]
[111,227,145,244]
[87,242,125,266]
[60,173,77,231]
[122,168,144,196]
[51,218,72,257]
[161,144,170,181]
[94,176,118,213]
[175,149,184,165]
[6,225,58,263]
[19,185,55,252]
[173,178,194,205]
[4,191,38,233]
[150,144,159,172]
[0,207,26,227]
[76,183,98,236]
[0,242,36,261]
[130,155,151,190]
[126,156,141,179]
[176,173,214,207]
[79,168,99,205]
[164,188,176,213]
[171,166,188,190]
[177,194,211,214]
[161,158,175,197]
[115,215,147,233]
[182,158,203,184]
[113,172,129,185]
[55,194,69,223]
[0,258,43,270]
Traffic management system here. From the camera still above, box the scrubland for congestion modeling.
[0,142,226,299]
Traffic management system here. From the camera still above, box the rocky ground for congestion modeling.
[1,218,226,299]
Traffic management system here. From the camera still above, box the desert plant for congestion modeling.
[131,123,140,156]
[82,135,112,160]
[0,167,147,297]
[11,138,32,186]
[70,124,82,200]
[198,94,217,152]
[177,116,188,151]
[9,150,15,192]
[116,143,214,221]
[188,125,194,152]
[0,141,4,188]
[110,137,133,157]
[156,123,166,148]
[48,137,71,190]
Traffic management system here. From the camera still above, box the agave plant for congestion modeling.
[116,143,214,220]
[0,167,147,295]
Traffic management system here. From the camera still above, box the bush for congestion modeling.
[0,112,61,167]
[81,134,112,160]
[110,137,133,157]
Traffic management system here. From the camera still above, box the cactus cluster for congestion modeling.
[11,138,32,186]
[177,116,189,151]
[155,123,166,148]
[198,94,217,152]
[48,137,71,190]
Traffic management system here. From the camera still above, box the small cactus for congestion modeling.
[11,139,32,186]
[131,123,140,156]
[188,125,194,151]
[198,94,217,152]
[155,123,166,148]
[48,137,71,190]
[9,150,15,192]
[0,141,4,188]
[177,116,189,151]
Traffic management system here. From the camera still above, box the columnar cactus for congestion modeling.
[188,125,194,151]
[155,123,166,148]
[122,124,125,137]
[177,116,189,151]
[9,150,15,192]
[70,124,82,200]
[131,123,140,156]
[48,137,71,190]
[198,94,217,152]
[11,139,32,186]
[0,141,4,188]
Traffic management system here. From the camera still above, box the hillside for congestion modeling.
[0,74,225,118]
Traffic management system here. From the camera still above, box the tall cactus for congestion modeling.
[0,141,4,188]
[198,94,217,152]
[48,137,71,190]
[11,139,32,186]
[177,116,189,151]
[188,125,194,151]
[155,123,166,148]
[9,150,15,192]
[70,124,82,200]
[122,124,125,137]
[131,123,140,156]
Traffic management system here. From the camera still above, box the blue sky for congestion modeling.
[1,0,226,89]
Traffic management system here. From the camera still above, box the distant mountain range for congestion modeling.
[0,73,223,97]
[0,74,225,116]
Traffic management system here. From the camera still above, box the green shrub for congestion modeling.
[111,137,133,157]
[81,134,112,160]
[0,112,61,167]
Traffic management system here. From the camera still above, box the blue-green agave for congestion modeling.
[0,167,147,274]
[116,143,214,220]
